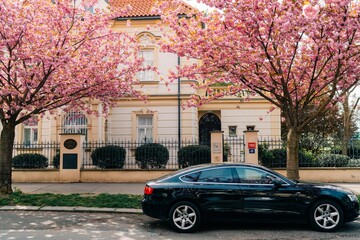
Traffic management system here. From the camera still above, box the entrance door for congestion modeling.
[199,113,221,145]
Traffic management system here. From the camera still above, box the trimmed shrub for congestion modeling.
[259,145,317,168]
[91,145,126,169]
[317,154,350,167]
[135,143,169,169]
[299,150,317,167]
[178,145,211,168]
[53,153,60,169]
[12,153,49,169]
[259,148,286,168]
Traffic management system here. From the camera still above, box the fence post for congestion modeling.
[59,134,85,182]
[211,131,224,163]
[243,126,259,165]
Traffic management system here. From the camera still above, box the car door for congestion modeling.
[190,167,242,218]
[235,166,310,222]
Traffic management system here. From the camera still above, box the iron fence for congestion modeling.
[224,135,245,163]
[82,139,207,170]
[12,142,60,169]
[258,136,360,167]
[10,136,360,170]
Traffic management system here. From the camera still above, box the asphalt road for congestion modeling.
[0,211,359,240]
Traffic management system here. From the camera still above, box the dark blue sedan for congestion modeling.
[142,163,359,233]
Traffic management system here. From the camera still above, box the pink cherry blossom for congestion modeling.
[0,0,144,193]
[157,0,360,180]
[303,4,320,19]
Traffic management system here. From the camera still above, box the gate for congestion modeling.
[224,135,245,163]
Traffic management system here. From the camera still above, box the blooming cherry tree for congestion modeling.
[157,0,360,179]
[0,0,143,193]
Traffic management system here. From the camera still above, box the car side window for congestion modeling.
[235,167,277,184]
[198,168,235,183]
[180,172,201,182]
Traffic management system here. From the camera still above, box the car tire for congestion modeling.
[168,201,201,233]
[309,199,344,232]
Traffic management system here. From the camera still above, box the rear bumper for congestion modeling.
[141,198,168,220]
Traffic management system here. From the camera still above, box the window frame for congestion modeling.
[23,125,38,145]
[62,111,88,140]
[137,115,154,143]
[137,48,155,82]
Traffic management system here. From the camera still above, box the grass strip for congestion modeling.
[0,192,142,209]
[1,193,359,209]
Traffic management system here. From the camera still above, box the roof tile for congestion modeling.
[110,0,193,18]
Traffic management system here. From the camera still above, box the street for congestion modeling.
[0,211,359,240]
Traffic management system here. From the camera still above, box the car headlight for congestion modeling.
[347,194,359,202]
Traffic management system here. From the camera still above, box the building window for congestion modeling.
[137,115,153,143]
[62,111,88,139]
[137,49,154,81]
[23,117,38,145]
[229,126,237,136]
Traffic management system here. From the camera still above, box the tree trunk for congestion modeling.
[341,95,351,156]
[0,122,16,194]
[286,128,300,180]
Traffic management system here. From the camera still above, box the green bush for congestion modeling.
[12,153,49,169]
[259,148,286,167]
[53,153,60,169]
[317,154,350,167]
[178,145,211,168]
[331,146,360,159]
[91,145,126,169]
[298,149,317,167]
[259,145,316,168]
[135,143,169,169]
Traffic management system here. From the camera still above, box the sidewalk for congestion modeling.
[12,182,145,195]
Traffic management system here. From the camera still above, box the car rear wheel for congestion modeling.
[309,200,344,232]
[168,201,201,233]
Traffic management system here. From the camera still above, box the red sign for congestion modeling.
[248,142,256,149]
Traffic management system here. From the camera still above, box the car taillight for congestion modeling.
[144,185,154,195]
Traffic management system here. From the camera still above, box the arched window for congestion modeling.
[199,113,221,145]
[136,33,158,82]
[62,111,88,139]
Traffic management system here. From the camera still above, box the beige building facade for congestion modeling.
[13,0,281,146]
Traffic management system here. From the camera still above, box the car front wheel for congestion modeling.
[309,200,344,232]
[168,201,201,233]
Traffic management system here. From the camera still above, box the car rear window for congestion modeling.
[181,168,235,183]
[180,172,201,182]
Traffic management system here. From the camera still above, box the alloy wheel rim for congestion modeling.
[314,203,340,229]
[172,205,197,230]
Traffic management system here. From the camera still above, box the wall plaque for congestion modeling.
[64,139,77,150]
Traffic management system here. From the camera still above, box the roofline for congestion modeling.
[114,13,188,21]
[114,15,161,21]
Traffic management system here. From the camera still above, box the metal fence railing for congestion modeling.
[82,139,206,170]
[258,136,360,168]
[224,136,245,163]
[12,142,60,169]
[10,136,360,169]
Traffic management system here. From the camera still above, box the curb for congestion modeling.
[0,205,142,214]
